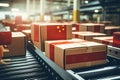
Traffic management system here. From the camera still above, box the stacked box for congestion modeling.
[72,31,106,41]
[4,32,26,57]
[72,23,87,32]
[16,24,31,31]
[105,26,120,35]
[93,36,113,46]
[15,16,22,25]
[2,20,15,31]
[31,22,72,51]
[54,42,107,69]
[22,30,31,40]
[45,38,86,61]
[80,23,105,33]
[113,32,120,48]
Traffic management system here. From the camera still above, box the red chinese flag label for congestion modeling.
[17,26,27,31]
[47,25,67,40]
[94,26,100,32]
[0,32,12,45]
[34,24,40,42]
[50,41,74,61]
[66,52,106,64]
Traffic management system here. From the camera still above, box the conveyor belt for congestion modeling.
[0,52,51,80]
[0,41,76,80]
[1,41,120,80]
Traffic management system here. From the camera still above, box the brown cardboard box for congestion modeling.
[80,23,105,33]
[72,31,106,41]
[4,32,26,57]
[72,23,105,32]
[72,23,87,31]
[16,24,31,31]
[93,36,113,46]
[105,26,120,35]
[31,22,72,51]
[54,42,107,69]
[45,38,86,61]
[22,29,31,40]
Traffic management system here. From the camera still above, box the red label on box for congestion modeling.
[113,43,120,48]
[94,26,100,32]
[17,26,27,31]
[50,41,74,61]
[75,34,79,38]
[72,24,79,31]
[66,51,106,64]
[34,24,40,42]
[0,32,12,45]
[47,25,67,40]
[113,32,120,48]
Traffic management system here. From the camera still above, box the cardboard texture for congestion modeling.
[93,36,113,46]
[72,31,106,41]
[4,32,26,57]
[45,38,86,61]
[54,42,107,69]
[31,23,72,51]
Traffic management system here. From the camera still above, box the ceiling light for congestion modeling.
[85,0,88,4]
[11,8,19,12]
[94,9,99,13]
[0,3,9,7]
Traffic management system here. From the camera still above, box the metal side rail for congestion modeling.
[27,41,120,80]
[0,52,50,80]
[107,45,120,60]
[27,41,78,80]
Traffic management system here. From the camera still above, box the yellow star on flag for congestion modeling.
[56,25,65,32]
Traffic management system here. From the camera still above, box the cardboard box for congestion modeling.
[16,24,31,31]
[54,42,107,69]
[71,23,104,32]
[93,36,113,46]
[22,29,31,40]
[72,31,106,41]
[80,23,105,33]
[31,22,72,51]
[4,32,26,57]
[105,26,120,35]
[72,23,87,32]
[2,21,15,31]
[45,38,86,61]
